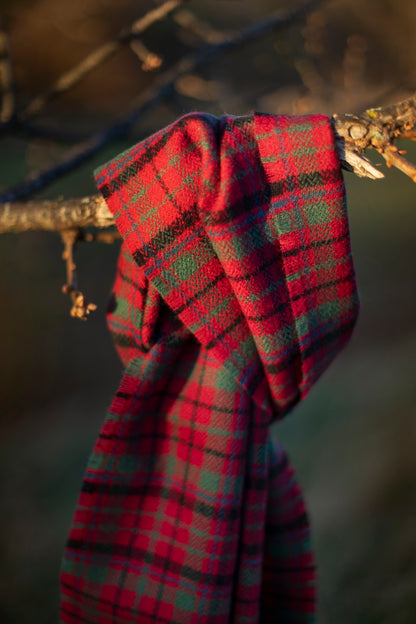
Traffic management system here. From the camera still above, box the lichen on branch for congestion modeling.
[332,95,416,182]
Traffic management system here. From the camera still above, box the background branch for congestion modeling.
[0,0,322,204]
[0,15,15,123]
[18,0,185,123]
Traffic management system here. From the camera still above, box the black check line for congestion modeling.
[205,313,245,350]
[132,202,199,266]
[110,364,169,620]
[245,271,355,324]
[152,348,208,622]
[117,264,147,294]
[268,168,340,197]
[265,316,356,374]
[174,270,223,315]
[81,480,240,523]
[281,232,349,259]
[61,581,182,624]
[100,116,194,199]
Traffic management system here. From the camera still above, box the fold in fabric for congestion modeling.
[60,113,359,623]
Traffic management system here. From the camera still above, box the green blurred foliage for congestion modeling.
[0,1,415,622]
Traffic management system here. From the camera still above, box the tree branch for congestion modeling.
[18,0,184,123]
[0,195,113,233]
[61,229,98,320]
[0,15,15,123]
[0,0,323,204]
[2,2,414,321]
[173,9,228,44]
[1,94,415,236]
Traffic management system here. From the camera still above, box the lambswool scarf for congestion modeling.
[61,113,359,623]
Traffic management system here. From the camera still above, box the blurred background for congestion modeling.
[0,0,415,622]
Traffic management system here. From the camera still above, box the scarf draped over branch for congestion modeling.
[60,113,359,623]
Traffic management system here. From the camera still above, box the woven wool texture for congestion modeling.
[60,113,359,623]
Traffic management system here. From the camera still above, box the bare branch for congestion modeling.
[1,93,415,237]
[1,1,413,322]
[0,15,15,123]
[19,0,184,123]
[0,195,113,233]
[0,0,323,204]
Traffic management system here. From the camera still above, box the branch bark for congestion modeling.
[0,195,113,233]
[0,0,323,204]
[0,94,415,235]
[2,3,413,321]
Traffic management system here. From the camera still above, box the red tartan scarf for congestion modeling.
[60,113,359,623]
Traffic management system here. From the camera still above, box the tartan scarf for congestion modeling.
[60,113,359,623]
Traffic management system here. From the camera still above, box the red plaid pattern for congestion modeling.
[60,113,359,623]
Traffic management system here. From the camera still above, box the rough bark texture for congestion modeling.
[0,95,415,235]
[0,195,113,233]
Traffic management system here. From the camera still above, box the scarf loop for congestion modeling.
[60,113,359,623]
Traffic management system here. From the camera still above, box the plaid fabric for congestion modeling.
[60,113,359,623]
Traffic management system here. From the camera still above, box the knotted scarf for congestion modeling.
[60,113,359,623]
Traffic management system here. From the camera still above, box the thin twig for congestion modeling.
[129,39,163,72]
[1,93,416,236]
[19,0,184,123]
[61,229,79,292]
[61,229,97,320]
[0,194,113,233]
[173,9,228,44]
[0,0,323,204]
[0,15,15,123]
[381,145,416,182]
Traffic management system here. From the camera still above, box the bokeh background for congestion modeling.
[0,1,415,622]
